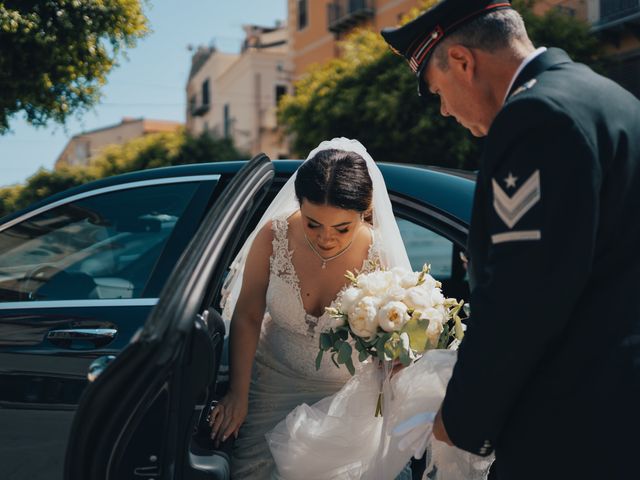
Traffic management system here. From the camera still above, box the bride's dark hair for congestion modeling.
[294,149,373,214]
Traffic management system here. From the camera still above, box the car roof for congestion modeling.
[0,160,475,225]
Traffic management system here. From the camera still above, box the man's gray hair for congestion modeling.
[433,9,532,70]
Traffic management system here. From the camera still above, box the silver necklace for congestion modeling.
[303,231,355,269]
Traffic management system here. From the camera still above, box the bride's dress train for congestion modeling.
[267,350,494,480]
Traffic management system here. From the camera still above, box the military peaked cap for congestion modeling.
[381,0,513,96]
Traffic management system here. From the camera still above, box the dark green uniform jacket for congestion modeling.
[441,48,640,479]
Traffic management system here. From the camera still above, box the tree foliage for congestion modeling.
[278,0,606,169]
[0,0,148,133]
[0,131,248,218]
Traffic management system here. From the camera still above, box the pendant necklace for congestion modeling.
[303,232,355,269]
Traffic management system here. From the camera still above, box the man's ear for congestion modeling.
[447,44,475,81]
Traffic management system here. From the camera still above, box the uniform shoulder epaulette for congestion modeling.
[509,78,537,100]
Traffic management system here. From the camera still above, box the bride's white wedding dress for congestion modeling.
[266,350,494,480]
[230,215,381,478]
[223,137,493,480]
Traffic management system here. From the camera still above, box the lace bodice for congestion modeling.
[261,215,379,378]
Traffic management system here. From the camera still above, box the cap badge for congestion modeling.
[408,25,444,74]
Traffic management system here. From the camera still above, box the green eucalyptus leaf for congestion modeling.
[331,352,339,368]
[337,342,352,365]
[359,349,369,362]
[345,357,356,375]
[320,332,333,350]
[315,349,324,370]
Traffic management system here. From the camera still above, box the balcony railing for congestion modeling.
[597,0,640,27]
[327,0,375,34]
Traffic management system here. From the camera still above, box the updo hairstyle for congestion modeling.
[294,149,373,217]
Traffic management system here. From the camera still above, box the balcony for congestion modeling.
[328,0,375,34]
[191,102,210,117]
[593,0,640,31]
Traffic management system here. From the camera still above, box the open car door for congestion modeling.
[64,154,274,480]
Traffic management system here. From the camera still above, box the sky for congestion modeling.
[0,1,287,187]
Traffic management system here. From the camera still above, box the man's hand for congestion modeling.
[433,406,454,446]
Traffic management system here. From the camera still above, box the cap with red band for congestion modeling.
[381,0,513,96]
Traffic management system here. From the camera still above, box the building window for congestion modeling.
[224,104,231,138]
[297,0,308,30]
[275,85,287,106]
[202,79,210,106]
[189,94,197,115]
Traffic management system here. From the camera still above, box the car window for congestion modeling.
[0,182,202,302]
[396,217,453,278]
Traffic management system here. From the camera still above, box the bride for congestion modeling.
[210,138,412,478]
[211,138,490,479]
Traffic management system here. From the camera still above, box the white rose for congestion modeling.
[328,314,346,329]
[348,296,381,339]
[403,285,432,311]
[376,301,410,332]
[339,286,363,314]
[358,271,395,296]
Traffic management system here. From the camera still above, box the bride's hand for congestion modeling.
[209,390,248,447]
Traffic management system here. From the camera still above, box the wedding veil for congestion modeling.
[220,137,411,324]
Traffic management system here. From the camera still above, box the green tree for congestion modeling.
[0,130,248,218]
[278,0,606,169]
[0,0,148,133]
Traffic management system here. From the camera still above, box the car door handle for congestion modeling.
[47,328,118,349]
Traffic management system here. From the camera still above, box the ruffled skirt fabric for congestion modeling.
[266,350,494,480]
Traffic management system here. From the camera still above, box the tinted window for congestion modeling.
[396,218,453,278]
[0,182,201,302]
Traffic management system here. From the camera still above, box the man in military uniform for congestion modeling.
[382,1,640,478]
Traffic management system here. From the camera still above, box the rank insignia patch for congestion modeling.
[492,170,541,229]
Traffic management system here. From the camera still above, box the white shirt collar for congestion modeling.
[503,46,547,104]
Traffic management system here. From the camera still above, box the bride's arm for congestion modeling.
[210,222,273,445]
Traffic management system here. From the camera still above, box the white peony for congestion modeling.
[339,286,363,314]
[420,273,438,290]
[391,267,420,288]
[382,285,407,303]
[376,301,410,332]
[426,318,444,345]
[430,288,445,306]
[403,285,433,311]
[348,296,381,339]
[420,306,444,324]
[357,271,395,296]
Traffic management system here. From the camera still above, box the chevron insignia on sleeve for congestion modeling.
[492,170,541,229]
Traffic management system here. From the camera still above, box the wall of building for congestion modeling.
[186,27,291,159]
[185,50,239,134]
[289,0,421,79]
[55,118,182,168]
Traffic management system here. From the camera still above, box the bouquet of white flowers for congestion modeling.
[316,264,465,416]
[317,263,465,375]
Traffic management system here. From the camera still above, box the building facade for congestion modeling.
[55,117,182,169]
[288,0,423,79]
[288,0,638,98]
[186,24,291,159]
[588,0,640,98]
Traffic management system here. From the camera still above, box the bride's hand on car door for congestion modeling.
[209,390,248,447]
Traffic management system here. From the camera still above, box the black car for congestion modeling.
[0,155,474,480]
